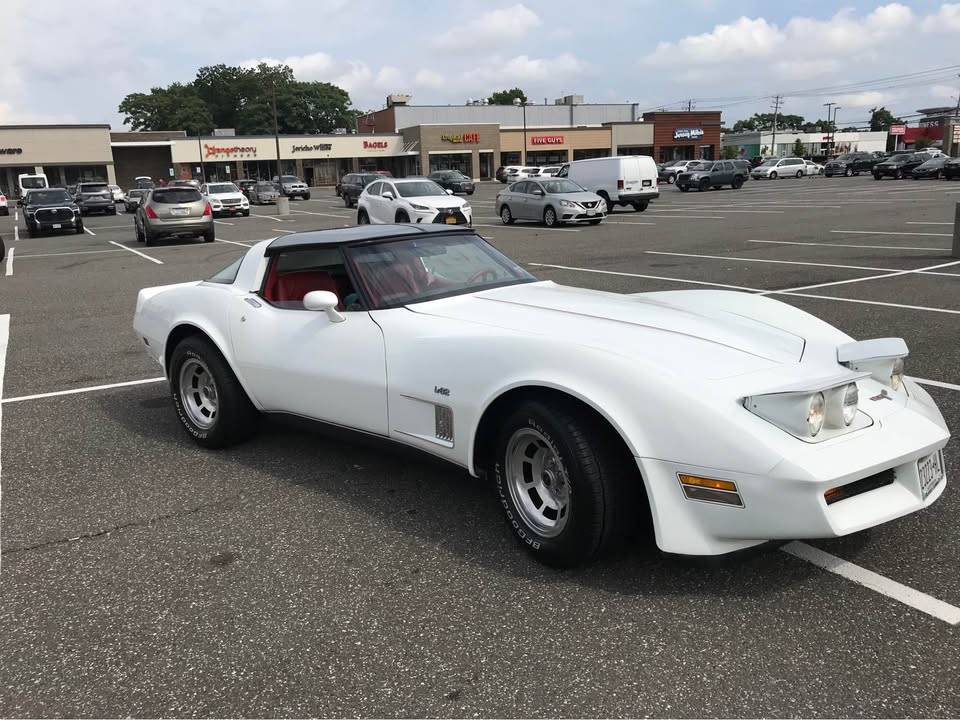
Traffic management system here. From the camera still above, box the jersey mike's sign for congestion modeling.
[530,135,564,145]
[291,143,333,153]
[673,128,704,140]
[204,143,257,159]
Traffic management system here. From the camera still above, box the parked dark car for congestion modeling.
[74,182,116,216]
[21,188,84,236]
[911,156,947,179]
[428,170,475,195]
[824,151,881,177]
[676,160,746,192]
[237,179,257,198]
[749,156,765,168]
[123,188,147,212]
[339,172,381,208]
[943,158,960,180]
[873,153,927,179]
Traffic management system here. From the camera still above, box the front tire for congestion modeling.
[75,222,84,234]
[732,176,744,189]
[344,194,352,208]
[666,174,675,184]
[169,336,259,448]
[844,168,852,177]
[543,206,558,227]
[500,205,515,225]
[357,209,370,224]
[395,210,410,223]
[795,170,803,178]
[769,171,778,180]
[698,178,710,192]
[491,398,635,567]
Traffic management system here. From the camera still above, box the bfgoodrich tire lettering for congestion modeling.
[169,336,259,448]
[491,398,637,567]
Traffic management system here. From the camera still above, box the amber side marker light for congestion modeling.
[678,474,743,507]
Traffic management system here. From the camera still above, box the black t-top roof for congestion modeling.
[264,225,476,255]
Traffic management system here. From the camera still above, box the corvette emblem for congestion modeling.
[870,389,893,401]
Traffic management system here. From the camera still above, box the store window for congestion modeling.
[429,153,472,176]
[617,146,654,157]
[573,148,607,161]
[527,150,568,165]
[500,151,521,167]
[659,146,695,163]
[699,145,715,160]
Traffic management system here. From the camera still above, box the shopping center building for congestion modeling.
[0,101,724,192]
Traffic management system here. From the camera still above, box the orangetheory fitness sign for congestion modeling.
[204,143,257,159]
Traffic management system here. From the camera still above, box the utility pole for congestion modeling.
[823,102,835,157]
[687,99,693,112]
[197,132,205,183]
[770,95,782,157]
[831,107,841,156]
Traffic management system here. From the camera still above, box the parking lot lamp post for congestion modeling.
[197,132,205,183]
[514,97,528,165]
[831,107,841,156]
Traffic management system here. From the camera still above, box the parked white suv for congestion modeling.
[357,178,472,226]
[556,155,659,212]
[751,157,806,179]
[201,182,250,217]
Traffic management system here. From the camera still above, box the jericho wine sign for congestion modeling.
[0,147,24,154]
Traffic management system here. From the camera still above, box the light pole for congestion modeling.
[197,131,206,182]
[823,102,834,157]
[831,107,841,156]
[514,97,528,165]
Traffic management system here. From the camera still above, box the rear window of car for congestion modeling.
[208,257,243,284]
[151,188,202,204]
[80,183,108,192]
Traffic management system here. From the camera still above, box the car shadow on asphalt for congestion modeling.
[98,391,834,599]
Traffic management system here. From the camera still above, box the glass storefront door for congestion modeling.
[478,152,494,180]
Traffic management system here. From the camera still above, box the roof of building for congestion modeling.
[264,225,475,254]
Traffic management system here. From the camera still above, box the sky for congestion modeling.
[3,1,960,130]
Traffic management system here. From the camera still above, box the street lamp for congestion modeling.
[831,107,841,156]
[513,97,528,165]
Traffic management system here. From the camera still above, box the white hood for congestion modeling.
[408,194,467,210]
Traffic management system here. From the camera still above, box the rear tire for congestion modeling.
[203,228,215,243]
[490,398,638,567]
[632,201,648,211]
[169,336,259,449]
[666,174,675,184]
[795,170,803,178]
[143,224,154,246]
[303,192,311,200]
[344,194,352,208]
[500,205,515,225]
[732,176,744,189]
[598,192,613,214]
[75,222,84,234]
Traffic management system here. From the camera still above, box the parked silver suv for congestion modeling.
[135,187,214,246]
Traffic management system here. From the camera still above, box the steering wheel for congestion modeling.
[468,268,499,284]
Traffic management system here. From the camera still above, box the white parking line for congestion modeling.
[83,227,96,236]
[215,238,254,247]
[107,240,163,265]
[0,314,7,563]
[612,214,723,220]
[14,210,18,221]
[4,247,13,277]
[474,223,581,233]
[214,220,235,226]
[906,221,953,225]
[291,210,352,219]
[1,376,166,404]
[832,230,952,238]
[651,208,785,215]
[15,249,124,259]
[912,377,960,392]
[602,221,658,226]
[250,214,291,223]
[645,251,960,277]
[750,240,949,252]
[761,259,960,296]
[781,542,960,626]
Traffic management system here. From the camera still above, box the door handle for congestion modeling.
[244,297,262,308]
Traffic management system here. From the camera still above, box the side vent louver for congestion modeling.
[435,405,454,443]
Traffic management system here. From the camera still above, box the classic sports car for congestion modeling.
[133,226,949,566]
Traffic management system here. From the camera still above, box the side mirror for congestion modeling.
[303,290,345,323]
[446,188,454,195]
[534,189,545,196]
[382,191,395,200]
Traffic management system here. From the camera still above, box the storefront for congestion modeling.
[0,124,115,194]
[169,134,418,186]
[607,122,654,157]
[499,127,612,168]
[401,124,500,179]
[642,111,722,162]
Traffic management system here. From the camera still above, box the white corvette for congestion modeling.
[133,226,949,566]
[357,178,472,227]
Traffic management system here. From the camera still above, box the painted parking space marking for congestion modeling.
[13,225,18,243]
[912,377,960,392]
[214,220,235,226]
[0,314,7,561]
[83,227,96,236]
[215,238,254,247]
[781,542,960,626]
[250,214,291,223]
[761,259,960,296]
[832,230,952,238]
[750,240,949,252]
[4,248,12,277]
[15,249,125,259]
[108,240,163,265]
[291,210,353,219]
[906,221,953,225]
[645,251,960,277]
[1,376,166,404]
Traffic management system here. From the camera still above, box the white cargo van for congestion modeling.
[556,156,659,211]
[17,173,48,198]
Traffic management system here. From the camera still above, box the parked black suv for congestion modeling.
[339,173,381,208]
[873,153,928,180]
[74,181,116,215]
[428,170,475,195]
[21,188,84,236]
[824,152,881,177]
[676,160,746,192]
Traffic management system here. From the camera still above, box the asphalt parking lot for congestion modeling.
[0,175,958,717]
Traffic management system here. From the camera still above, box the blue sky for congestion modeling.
[4,1,960,129]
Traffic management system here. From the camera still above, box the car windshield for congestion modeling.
[281,176,300,182]
[758,159,779,167]
[888,155,913,164]
[208,183,239,194]
[347,234,536,308]
[836,154,858,162]
[396,181,446,197]
[920,158,946,168]
[27,190,71,204]
[21,177,46,189]
[151,188,202,204]
[360,174,380,184]
[687,161,713,170]
[541,179,586,193]
[80,184,108,192]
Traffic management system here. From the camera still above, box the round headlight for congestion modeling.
[890,357,904,391]
[807,392,825,437]
[841,383,858,426]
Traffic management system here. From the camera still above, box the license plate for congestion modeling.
[444,215,457,224]
[586,209,596,216]
[170,208,189,216]
[52,223,61,229]
[918,451,945,499]
[642,180,652,187]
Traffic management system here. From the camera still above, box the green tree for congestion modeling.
[721,145,740,159]
[792,138,806,157]
[869,106,902,131]
[730,112,806,133]
[487,88,528,105]
[118,83,214,135]
[914,136,934,150]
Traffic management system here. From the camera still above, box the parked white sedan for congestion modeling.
[133,226,949,566]
[357,177,472,226]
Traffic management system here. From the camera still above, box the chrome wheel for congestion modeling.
[544,207,557,226]
[505,428,571,538]
[179,357,218,429]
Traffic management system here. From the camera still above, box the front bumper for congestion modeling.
[28,214,81,231]
[210,204,249,215]
[874,167,905,177]
[411,207,471,226]
[637,380,949,556]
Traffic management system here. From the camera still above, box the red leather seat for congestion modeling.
[265,269,338,304]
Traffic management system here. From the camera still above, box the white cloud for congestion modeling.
[469,53,588,84]
[922,3,960,30]
[244,52,335,80]
[930,84,959,102]
[833,91,892,108]
[414,69,446,89]
[644,17,784,65]
[433,3,541,50]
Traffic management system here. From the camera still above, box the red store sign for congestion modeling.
[531,136,564,145]
[363,140,389,149]
[204,143,257,159]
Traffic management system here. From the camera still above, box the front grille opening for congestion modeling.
[824,469,895,505]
